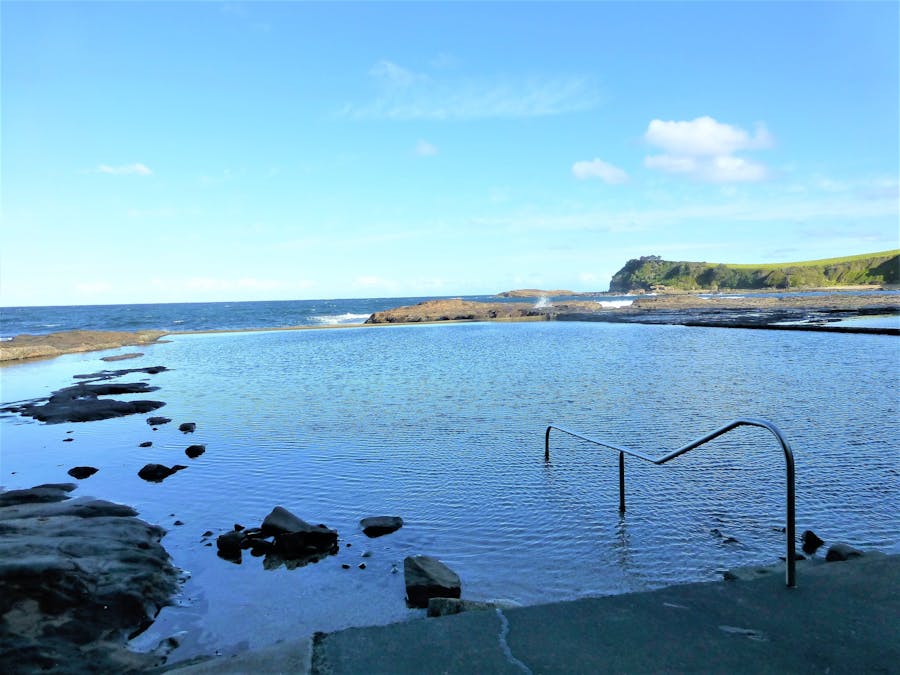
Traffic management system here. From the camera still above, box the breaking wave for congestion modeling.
[311,313,371,325]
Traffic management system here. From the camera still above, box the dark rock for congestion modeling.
[261,506,313,535]
[358,563,366,570]
[216,530,245,559]
[173,520,184,526]
[826,543,864,562]
[185,444,206,459]
[802,530,825,555]
[67,466,98,480]
[360,515,404,538]
[201,530,213,538]
[2,380,166,424]
[0,484,76,506]
[178,422,196,433]
[342,564,350,570]
[259,507,338,559]
[62,437,74,442]
[0,485,178,673]
[137,463,186,483]
[139,441,152,448]
[147,417,171,426]
[427,598,497,618]
[404,555,461,608]
[73,366,168,381]
[234,523,245,531]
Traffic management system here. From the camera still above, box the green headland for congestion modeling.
[609,250,900,292]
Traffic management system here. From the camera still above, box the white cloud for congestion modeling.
[415,139,438,157]
[343,60,600,120]
[572,158,628,184]
[97,163,153,176]
[644,117,772,183]
[645,116,772,156]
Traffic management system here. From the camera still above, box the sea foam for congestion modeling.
[311,313,371,325]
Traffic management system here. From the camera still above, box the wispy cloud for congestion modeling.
[342,60,601,120]
[415,139,438,157]
[97,163,153,176]
[644,117,772,183]
[572,158,628,184]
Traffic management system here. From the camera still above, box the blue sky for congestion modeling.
[2,1,898,306]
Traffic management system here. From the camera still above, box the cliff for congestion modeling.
[608,251,900,292]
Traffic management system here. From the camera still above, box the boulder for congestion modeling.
[826,543,864,562]
[137,464,187,483]
[404,555,461,608]
[260,506,338,559]
[67,466,98,480]
[185,444,206,459]
[427,598,497,618]
[360,515,404,538]
[178,422,196,433]
[147,417,171,426]
[802,529,825,555]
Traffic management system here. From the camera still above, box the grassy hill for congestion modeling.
[609,250,900,292]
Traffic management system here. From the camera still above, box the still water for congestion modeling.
[1,321,898,661]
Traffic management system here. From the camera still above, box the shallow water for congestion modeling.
[1,321,898,661]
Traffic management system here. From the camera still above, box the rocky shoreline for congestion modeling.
[0,330,168,364]
[0,484,180,674]
[365,293,900,334]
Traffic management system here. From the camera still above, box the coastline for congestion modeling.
[2,291,898,364]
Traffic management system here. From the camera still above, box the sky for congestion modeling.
[2,1,898,306]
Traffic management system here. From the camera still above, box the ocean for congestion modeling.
[1,298,898,662]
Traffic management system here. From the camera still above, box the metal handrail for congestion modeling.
[545,417,796,587]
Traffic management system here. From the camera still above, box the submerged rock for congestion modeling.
[826,543,864,562]
[67,466,99,480]
[178,422,196,433]
[404,555,461,608]
[427,598,498,618]
[100,352,144,362]
[360,515,404,538]
[1,381,165,424]
[147,416,172,426]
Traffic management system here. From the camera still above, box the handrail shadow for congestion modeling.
[545,417,797,587]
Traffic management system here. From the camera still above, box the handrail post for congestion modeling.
[544,419,798,588]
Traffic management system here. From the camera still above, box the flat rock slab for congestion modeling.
[316,554,899,674]
[404,555,461,608]
[360,515,404,537]
[0,485,178,674]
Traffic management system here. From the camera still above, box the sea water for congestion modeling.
[1,319,898,662]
